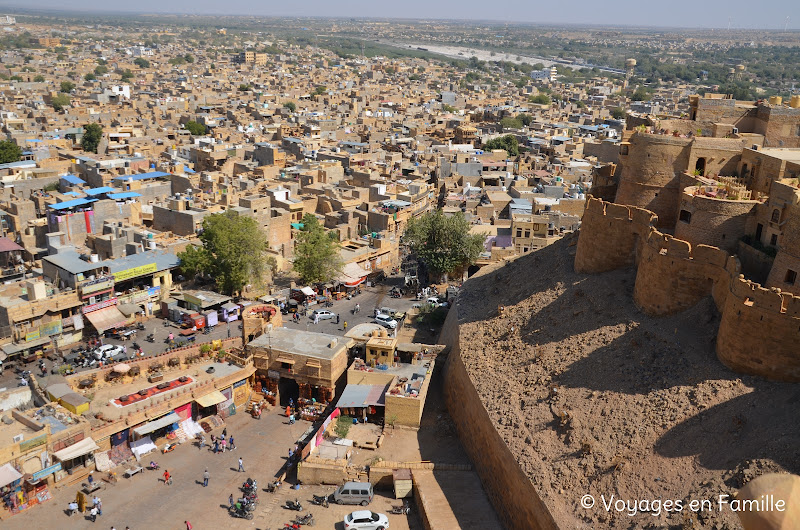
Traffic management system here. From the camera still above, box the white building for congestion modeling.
[530,66,558,83]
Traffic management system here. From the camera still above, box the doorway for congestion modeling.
[279,377,300,406]
[695,157,706,176]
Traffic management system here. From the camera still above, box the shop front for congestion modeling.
[51,437,100,475]
[0,463,23,515]
[194,390,227,420]
[131,412,181,445]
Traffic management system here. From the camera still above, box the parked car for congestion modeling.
[93,344,124,360]
[373,314,398,329]
[333,482,374,505]
[344,510,390,530]
[310,309,337,320]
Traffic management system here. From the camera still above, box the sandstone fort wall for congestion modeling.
[441,307,559,530]
[577,196,800,381]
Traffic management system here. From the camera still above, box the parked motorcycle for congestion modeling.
[162,443,177,454]
[242,478,258,491]
[237,497,257,511]
[229,505,254,520]
[146,333,155,343]
[310,494,329,508]
[136,322,146,330]
[293,513,315,526]
[283,499,303,511]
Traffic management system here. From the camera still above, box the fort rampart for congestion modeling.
[441,307,559,530]
[576,196,800,382]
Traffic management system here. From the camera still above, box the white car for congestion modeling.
[373,314,398,329]
[93,344,124,360]
[311,309,337,320]
[344,510,390,530]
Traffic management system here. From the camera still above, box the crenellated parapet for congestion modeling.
[576,196,800,381]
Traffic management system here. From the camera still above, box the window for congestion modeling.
[524,230,530,238]
[785,270,797,285]
[516,229,522,238]
[679,210,692,223]
[770,234,778,246]
[771,209,781,223]
[281,362,293,370]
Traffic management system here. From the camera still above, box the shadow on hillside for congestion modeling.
[656,385,800,474]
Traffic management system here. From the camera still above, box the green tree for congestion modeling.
[238,84,251,92]
[33,75,44,82]
[84,73,96,81]
[611,107,626,120]
[0,140,22,164]
[133,57,150,68]
[60,81,75,93]
[168,56,187,66]
[631,87,651,101]
[441,103,457,113]
[10,75,22,82]
[184,54,194,63]
[177,210,269,295]
[293,213,342,284]
[529,94,551,105]
[185,121,206,135]
[483,134,519,157]
[500,116,523,129]
[51,93,70,111]
[312,85,327,96]
[403,210,485,280]
[81,123,103,153]
[96,58,107,65]
[120,69,134,81]
[283,101,296,112]
[94,65,108,75]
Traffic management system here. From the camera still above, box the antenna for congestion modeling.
[785,16,790,32]
[727,17,731,31]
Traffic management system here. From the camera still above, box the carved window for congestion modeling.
[785,270,797,285]
[679,210,692,223]
[771,209,781,223]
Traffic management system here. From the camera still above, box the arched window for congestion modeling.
[771,209,781,223]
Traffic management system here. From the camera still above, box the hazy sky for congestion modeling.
[4,0,799,29]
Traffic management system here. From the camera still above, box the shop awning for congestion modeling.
[221,302,240,311]
[117,303,143,316]
[276,356,296,364]
[300,286,316,297]
[84,305,128,333]
[133,412,181,437]
[336,383,389,408]
[0,463,23,488]
[337,262,369,287]
[1,336,51,356]
[195,390,227,408]
[52,437,100,462]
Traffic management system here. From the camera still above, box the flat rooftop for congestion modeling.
[79,361,246,421]
[248,326,352,360]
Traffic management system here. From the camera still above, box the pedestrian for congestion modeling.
[87,472,94,486]
[343,321,348,332]
[185,521,192,530]
[238,457,244,472]
[294,444,299,454]
[222,427,227,438]
[163,469,171,485]
[220,438,226,452]
[227,326,231,338]
[229,494,234,508]
[198,434,206,450]
[314,314,319,325]
[122,344,127,356]
[202,469,209,487]
[229,435,235,450]
[336,314,340,324]
[288,448,294,461]
[213,440,219,453]
[92,495,101,515]
[210,433,215,444]
[90,506,98,522]
[289,413,295,425]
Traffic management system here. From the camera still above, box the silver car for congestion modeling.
[344,510,390,530]
[373,314,398,329]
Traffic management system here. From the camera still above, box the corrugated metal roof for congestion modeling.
[47,198,97,210]
[60,174,85,185]
[107,192,142,200]
[84,186,116,196]
[112,171,170,181]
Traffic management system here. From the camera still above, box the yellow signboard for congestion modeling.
[112,263,157,282]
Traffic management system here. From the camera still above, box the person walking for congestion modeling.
[343,321,348,332]
[229,435,235,450]
[238,457,244,472]
[202,469,209,487]
[289,412,295,425]
[220,438,226,453]
[336,314,340,324]
[222,427,227,439]
[185,521,193,530]
[163,469,171,486]
[229,494,235,508]
[213,440,219,454]
[90,506,98,522]
[198,434,206,451]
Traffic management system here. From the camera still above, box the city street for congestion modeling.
[3,406,417,530]
[0,276,422,390]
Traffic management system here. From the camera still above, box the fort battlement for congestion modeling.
[576,196,800,381]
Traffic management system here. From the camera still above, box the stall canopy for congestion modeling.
[133,412,181,437]
[336,383,389,408]
[0,463,23,488]
[195,390,227,408]
[84,306,128,333]
[337,262,369,288]
[52,437,100,462]
[117,303,143,317]
[299,286,316,297]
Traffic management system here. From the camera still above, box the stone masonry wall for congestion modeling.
[576,196,800,381]
[442,306,559,530]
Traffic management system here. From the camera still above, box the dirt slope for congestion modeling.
[455,232,800,529]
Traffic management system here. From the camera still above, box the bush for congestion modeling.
[334,415,352,438]
[200,344,211,354]
[529,94,551,105]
